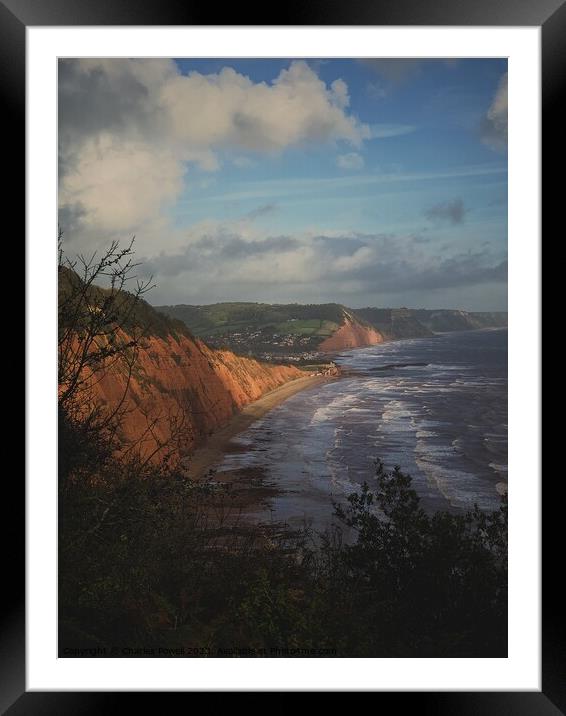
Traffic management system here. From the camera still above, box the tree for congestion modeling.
[332,460,508,656]
[58,233,158,480]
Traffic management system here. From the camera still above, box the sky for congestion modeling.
[58,58,508,310]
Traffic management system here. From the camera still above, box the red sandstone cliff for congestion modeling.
[319,316,384,352]
[90,330,304,464]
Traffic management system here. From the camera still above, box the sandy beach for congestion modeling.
[186,374,336,479]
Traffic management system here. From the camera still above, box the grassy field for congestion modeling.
[274,319,340,337]
[156,303,347,339]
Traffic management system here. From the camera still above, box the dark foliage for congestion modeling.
[60,455,507,657]
[329,461,507,656]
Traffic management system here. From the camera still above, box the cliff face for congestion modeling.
[355,308,433,340]
[91,330,304,463]
[411,309,508,333]
[318,317,384,351]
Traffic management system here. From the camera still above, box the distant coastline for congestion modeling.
[156,302,507,364]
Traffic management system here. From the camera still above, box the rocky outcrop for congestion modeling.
[318,316,384,351]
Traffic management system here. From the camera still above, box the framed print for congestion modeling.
[8,0,556,708]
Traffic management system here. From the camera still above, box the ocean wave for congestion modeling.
[415,447,499,511]
[217,329,507,522]
[309,393,360,425]
[489,462,508,475]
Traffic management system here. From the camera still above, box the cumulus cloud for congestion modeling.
[480,72,507,152]
[337,152,365,170]
[363,251,507,292]
[159,62,368,152]
[144,233,299,277]
[424,198,468,225]
[137,224,507,305]
[59,59,371,240]
[59,136,184,233]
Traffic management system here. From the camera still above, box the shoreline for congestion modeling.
[186,374,337,479]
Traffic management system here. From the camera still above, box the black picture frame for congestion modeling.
[9,0,555,708]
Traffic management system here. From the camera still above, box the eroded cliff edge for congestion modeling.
[59,265,306,466]
[318,316,383,351]
[91,330,305,463]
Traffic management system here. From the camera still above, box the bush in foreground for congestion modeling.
[60,457,507,657]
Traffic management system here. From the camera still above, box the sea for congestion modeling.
[218,328,508,530]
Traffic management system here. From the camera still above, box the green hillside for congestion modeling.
[411,309,508,333]
[158,302,346,334]
[155,301,507,358]
[155,302,351,357]
[59,265,190,340]
[355,307,433,340]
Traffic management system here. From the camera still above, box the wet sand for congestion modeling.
[187,374,336,479]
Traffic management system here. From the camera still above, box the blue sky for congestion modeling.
[59,58,507,309]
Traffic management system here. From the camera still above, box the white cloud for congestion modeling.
[330,78,350,109]
[136,223,506,307]
[481,72,508,152]
[59,59,371,239]
[59,135,184,233]
[336,152,365,170]
[160,62,368,152]
[370,124,417,139]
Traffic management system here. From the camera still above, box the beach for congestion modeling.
[186,373,337,480]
